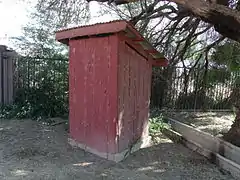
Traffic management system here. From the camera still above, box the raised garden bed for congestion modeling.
[162,117,240,179]
[166,111,234,136]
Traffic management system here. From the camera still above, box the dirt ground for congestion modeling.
[167,112,234,136]
[0,119,234,180]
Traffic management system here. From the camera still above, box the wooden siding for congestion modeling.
[68,32,153,155]
[69,35,119,154]
[117,35,152,152]
[61,21,164,158]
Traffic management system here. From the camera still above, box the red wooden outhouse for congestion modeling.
[56,20,167,162]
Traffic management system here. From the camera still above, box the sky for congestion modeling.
[0,0,33,47]
[89,2,118,24]
[0,0,116,48]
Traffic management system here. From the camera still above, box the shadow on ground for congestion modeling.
[0,119,234,180]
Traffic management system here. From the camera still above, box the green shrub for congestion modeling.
[149,113,169,136]
[0,77,68,120]
[0,56,69,121]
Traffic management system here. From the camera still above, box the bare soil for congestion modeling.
[167,112,234,136]
[0,119,234,180]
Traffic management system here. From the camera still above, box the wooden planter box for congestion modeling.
[165,117,240,179]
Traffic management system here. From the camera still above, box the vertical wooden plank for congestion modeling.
[138,48,145,139]
[8,56,14,104]
[80,39,88,148]
[85,37,100,151]
[143,59,152,138]
[108,34,119,154]
[127,43,134,145]
[136,49,144,139]
[14,58,19,98]
[0,52,2,104]
[6,55,9,104]
[118,39,129,151]
[69,35,118,154]
[85,39,95,151]
[137,48,146,139]
[131,46,137,142]
[88,36,108,152]
[83,37,92,149]
[69,40,82,143]
[130,44,139,143]
[117,38,125,152]
[3,56,8,104]
[121,41,131,151]
[69,40,74,141]
[90,37,103,151]
[135,50,140,139]
[105,36,112,155]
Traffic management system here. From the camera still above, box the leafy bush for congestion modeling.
[149,113,169,136]
[0,56,68,120]
[0,79,68,120]
[0,104,34,119]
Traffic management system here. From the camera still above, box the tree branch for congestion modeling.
[91,0,240,42]
[169,0,240,41]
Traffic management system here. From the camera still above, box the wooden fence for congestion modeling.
[0,45,17,105]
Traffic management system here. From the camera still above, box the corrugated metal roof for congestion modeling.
[56,20,168,66]
[56,20,125,33]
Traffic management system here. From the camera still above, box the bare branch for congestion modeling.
[92,0,240,42]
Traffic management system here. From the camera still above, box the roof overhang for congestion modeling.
[56,20,168,67]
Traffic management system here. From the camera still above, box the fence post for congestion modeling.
[0,45,17,105]
[0,46,3,104]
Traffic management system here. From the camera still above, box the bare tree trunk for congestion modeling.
[169,0,240,42]
[223,85,240,146]
[223,108,240,146]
